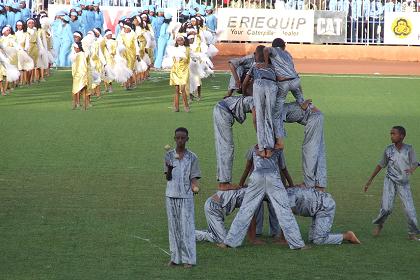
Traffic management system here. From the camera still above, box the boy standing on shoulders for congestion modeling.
[164,127,201,268]
[364,126,420,241]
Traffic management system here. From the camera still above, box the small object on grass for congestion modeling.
[164,144,171,151]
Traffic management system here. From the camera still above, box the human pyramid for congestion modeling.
[163,38,420,268]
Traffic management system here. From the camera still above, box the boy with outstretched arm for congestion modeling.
[364,126,420,240]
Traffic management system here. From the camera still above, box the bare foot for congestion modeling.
[373,224,383,237]
[296,245,311,250]
[408,234,420,241]
[250,239,266,245]
[216,243,228,249]
[273,237,288,245]
[183,264,193,269]
[167,261,177,267]
[344,231,361,244]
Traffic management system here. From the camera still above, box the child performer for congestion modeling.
[117,22,139,90]
[263,38,306,151]
[238,145,294,238]
[218,146,307,250]
[364,126,420,240]
[287,186,361,245]
[282,100,326,189]
[169,34,190,112]
[213,95,255,191]
[164,127,201,268]
[195,186,265,245]
[103,29,116,93]
[243,45,279,157]
[71,41,90,110]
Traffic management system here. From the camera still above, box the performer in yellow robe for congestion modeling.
[0,26,19,92]
[72,42,89,110]
[117,22,138,90]
[90,28,106,97]
[103,29,117,93]
[26,18,40,84]
[15,21,34,86]
[169,35,190,112]
[134,19,147,82]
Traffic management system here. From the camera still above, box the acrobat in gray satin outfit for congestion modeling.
[224,148,305,249]
[195,189,246,243]
[372,144,420,235]
[164,149,201,265]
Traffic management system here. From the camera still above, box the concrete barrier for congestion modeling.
[216,43,420,62]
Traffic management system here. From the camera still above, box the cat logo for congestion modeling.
[392,17,412,38]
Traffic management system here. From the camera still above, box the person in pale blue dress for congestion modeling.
[0,7,7,28]
[52,11,65,66]
[286,0,297,9]
[58,16,74,67]
[75,7,85,35]
[148,5,156,24]
[77,2,88,35]
[183,0,199,11]
[205,6,217,33]
[297,0,304,10]
[85,1,96,34]
[384,0,395,12]
[19,0,31,22]
[92,2,104,32]
[152,8,164,56]
[154,13,172,69]
[5,2,15,30]
[114,16,126,38]
[180,9,190,23]
[166,0,183,9]
[69,12,81,33]
[329,0,338,10]
[13,3,22,28]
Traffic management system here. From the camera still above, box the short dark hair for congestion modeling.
[255,45,265,62]
[175,127,189,136]
[272,38,285,49]
[392,126,406,136]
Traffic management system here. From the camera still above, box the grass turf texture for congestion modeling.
[1,70,419,280]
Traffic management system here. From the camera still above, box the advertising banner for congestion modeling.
[384,12,420,45]
[217,8,314,43]
[314,11,347,44]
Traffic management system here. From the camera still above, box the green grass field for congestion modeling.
[1,70,419,280]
